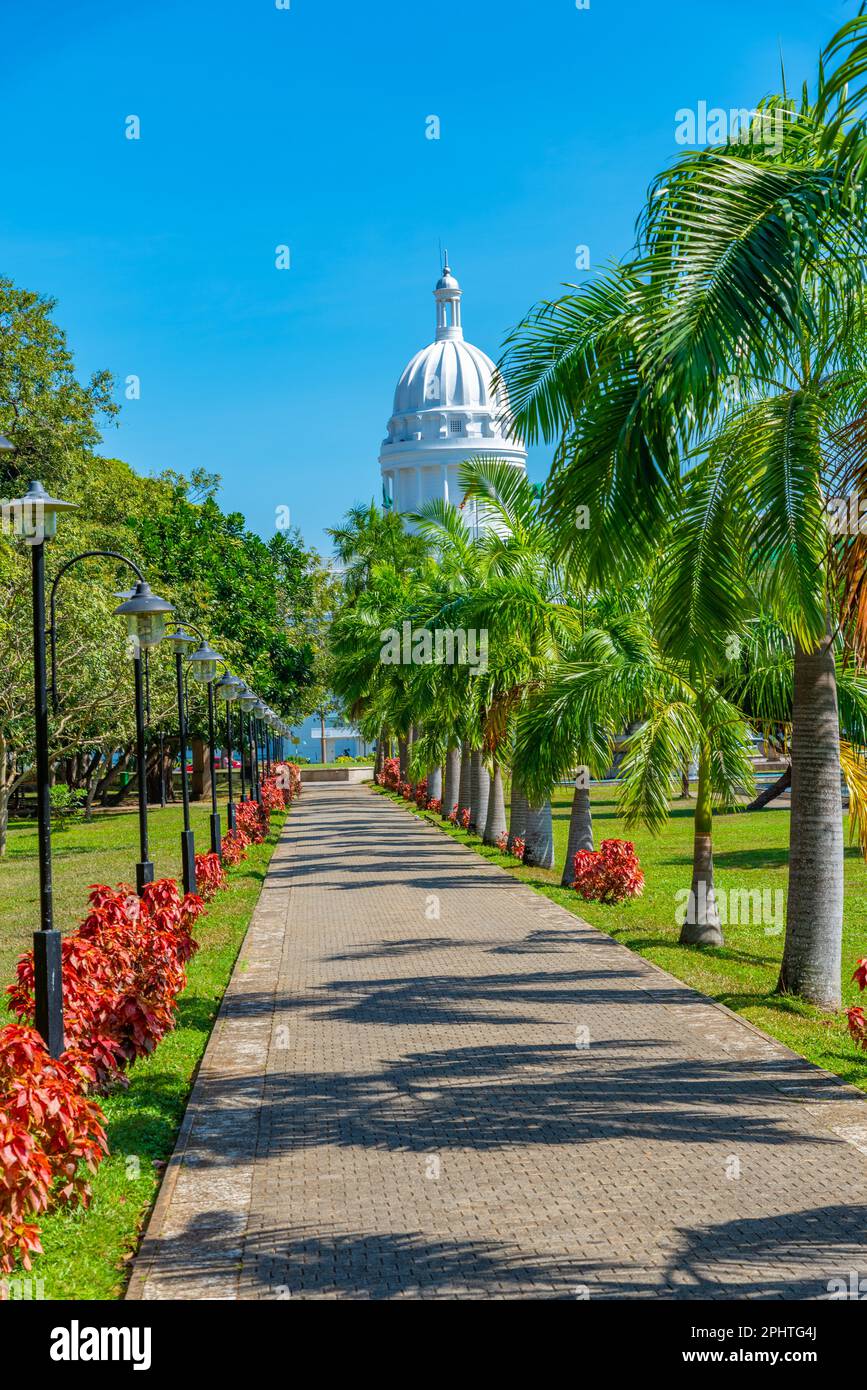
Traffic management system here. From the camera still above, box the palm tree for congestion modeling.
[498,81,867,1006]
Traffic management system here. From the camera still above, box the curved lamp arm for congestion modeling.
[49,550,145,714]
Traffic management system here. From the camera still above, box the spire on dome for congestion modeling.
[434,254,463,341]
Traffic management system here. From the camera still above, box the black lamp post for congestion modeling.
[7,476,77,1057]
[162,626,198,893]
[188,639,224,857]
[236,684,256,801]
[251,700,266,804]
[215,672,243,831]
[113,581,176,893]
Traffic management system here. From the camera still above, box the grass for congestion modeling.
[0,799,285,1300]
[0,796,242,987]
[374,783,867,1094]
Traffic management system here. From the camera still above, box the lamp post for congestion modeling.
[162,626,198,893]
[189,639,224,857]
[251,701,267,804]
[113,582,176,893]
[215,672,243,831]
[7,477,77,1057]
[236,684,257,801]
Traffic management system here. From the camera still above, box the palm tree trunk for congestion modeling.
[398,736,409,781]
[508,779,528,852]
[680,738,723,946]
[484,762,507,845]
[777,629,843,1009]
[458,741,472,814]
[469,750,489,833]
[443,745,461,820]
[524,799,554,869]
[561,783,593,886]
[426,765,442,801]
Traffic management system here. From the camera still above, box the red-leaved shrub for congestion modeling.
[0,1025,108,1274]
[221,827,250,866]
[414,779,428,808]
[8,881,203,1091]
[260,776,287,815]
[273,761,302,800]
[496,831,509,852]
[572,839,645,904]
[427,797,442,815]
[377,758,400,791]
[847,957,867,1050]
[459,808,471,830]
[511,835,526,861]
[195,851,227,900]
[236,800,267,845]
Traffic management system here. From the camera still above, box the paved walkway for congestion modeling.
[128,785,867,1300]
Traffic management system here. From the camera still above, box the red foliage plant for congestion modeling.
[377,758,400,791]
[572,839,645,905]
[0,1024,107,1274]
[273,762,302,801]
[511,835,526,861]
[8,881,203,1092]
[414,779,428,808]
[459,808,471,830]
[448,804,459,824]
[195,851,227,901]
[221,827,250,867]
[496,831,509,852]
[236,800,267,845]
[260,776,287,815]
[427,797,442,815]
[847,957,867,1051]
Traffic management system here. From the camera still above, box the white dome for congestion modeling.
[378,260,526,529]
[392,338,504,414]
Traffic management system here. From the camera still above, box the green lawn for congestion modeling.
[375,784,867,1093]
[0,797,242,987]
[0,799,285,1299]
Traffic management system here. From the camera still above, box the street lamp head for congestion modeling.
[237,685,257,712]
[188,639,223,684]
[163,626,198,653]
[113,580,174,647]
[215,672,243,702]
[8,479,77,545]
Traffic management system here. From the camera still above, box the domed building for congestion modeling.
[379,259,526,531]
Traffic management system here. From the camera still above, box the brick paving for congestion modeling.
[128,784,867,1301]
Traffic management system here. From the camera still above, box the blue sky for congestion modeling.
[0,0,854,554]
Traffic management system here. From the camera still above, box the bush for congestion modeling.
[427,797,442,815]
[511,835,526,861]
[847,957,867,1050]
[414,779,428,808]
[8,881,203,1092]
[236,800,267,845]
[221,827,250,866]
[377,758,400,791]
[496,831,509,852]
[0,1024,108,1274]
[572,839,645,905]
[459,808,471,831]
[48,784,86,830]
[195,851,227,901]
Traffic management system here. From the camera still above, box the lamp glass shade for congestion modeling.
[216,674,242,703]
[237,688,257,711]
[113,580,174,648]
[8,480,76,546]
[189,640,222,684]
